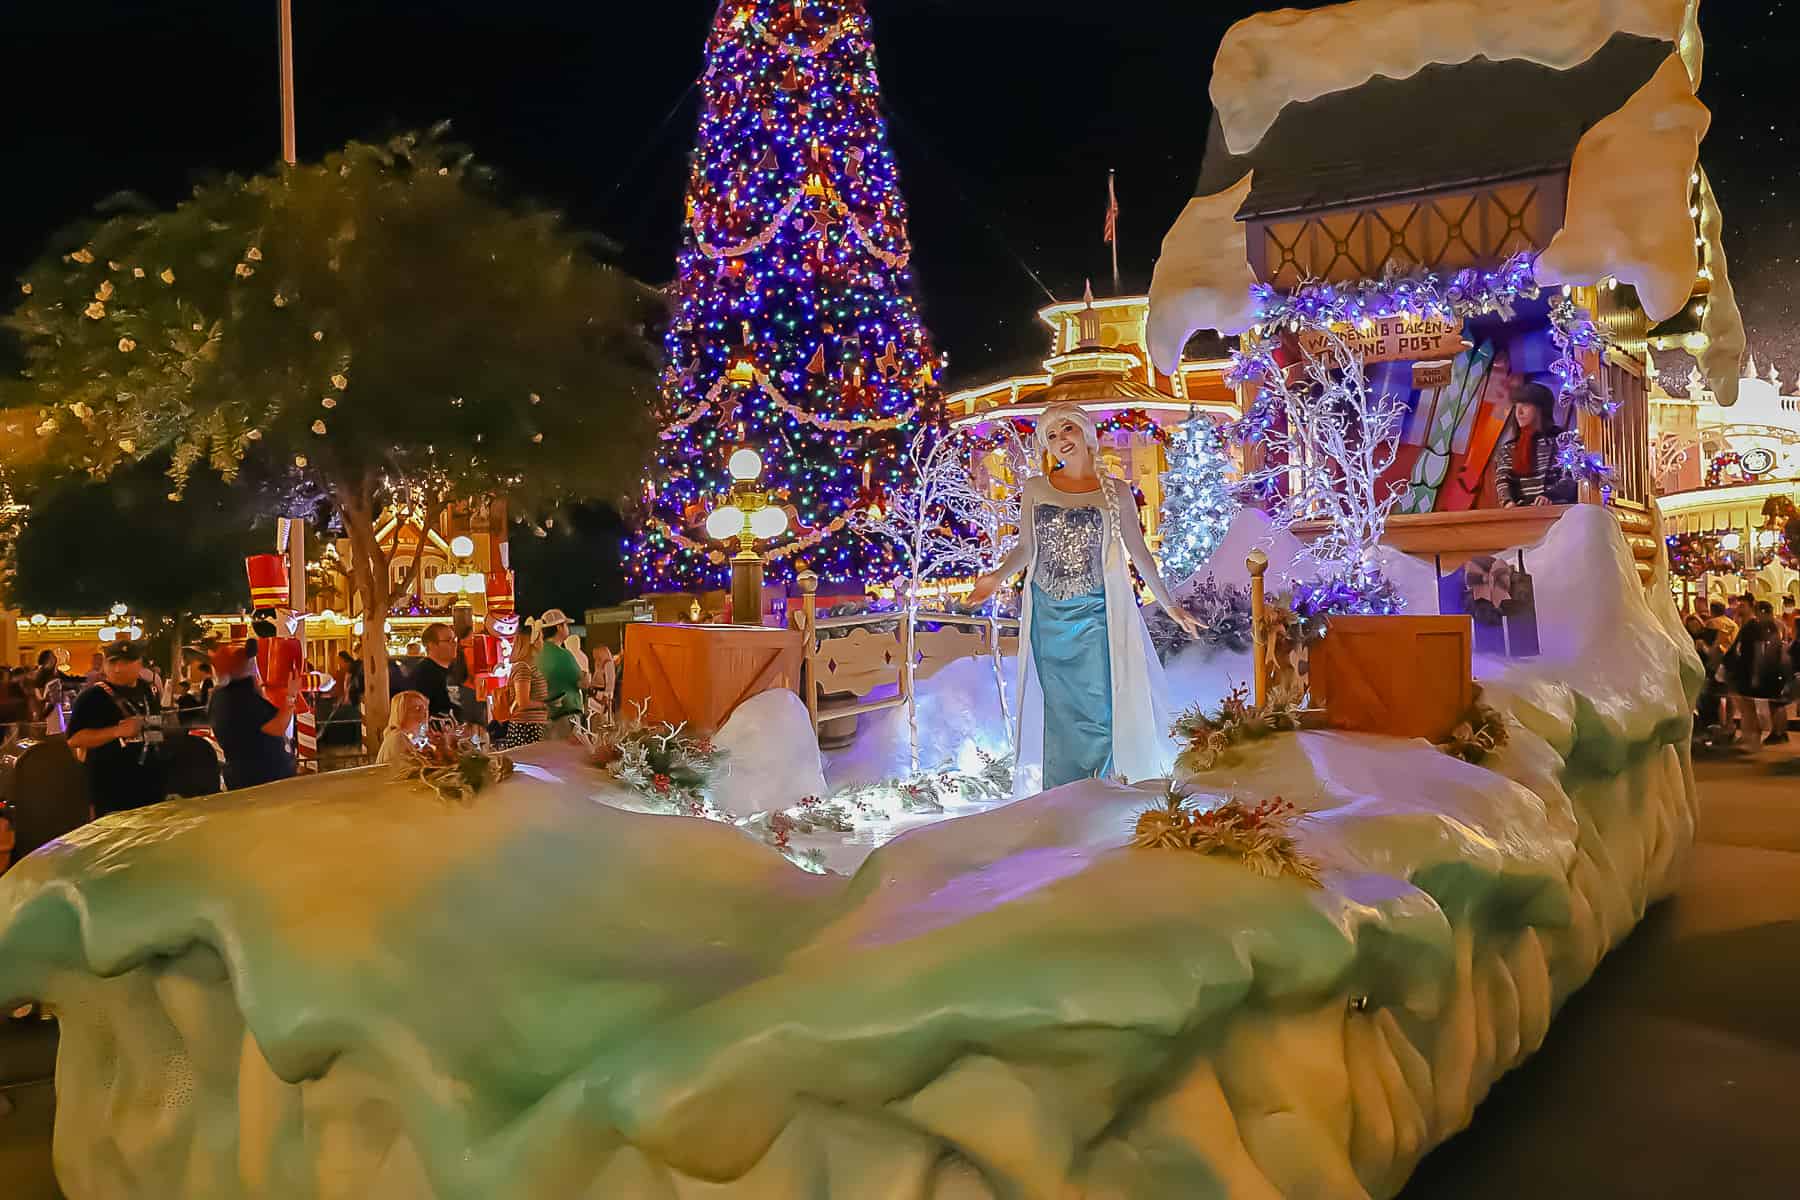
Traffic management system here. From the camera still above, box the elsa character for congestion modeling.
[970,403,1200,792]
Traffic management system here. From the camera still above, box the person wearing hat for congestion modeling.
[1494,381,1579,508]
[66,641,167,817]
[535,609,584,732]
[207,641,299,791]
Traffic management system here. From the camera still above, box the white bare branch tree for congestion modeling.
[947,423,1035,744]
[1234,328,1408,585]
[853,427,994,774]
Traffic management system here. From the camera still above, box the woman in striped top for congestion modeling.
[497,628,550,750]
[1495,382,1579,508]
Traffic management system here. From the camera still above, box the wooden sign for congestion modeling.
[1300,315,1468,364]
[1412,359,1455,390]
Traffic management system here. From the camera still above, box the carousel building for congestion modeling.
[1651,358,1800,605]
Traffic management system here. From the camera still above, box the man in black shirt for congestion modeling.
[208,644,299,791]
[408,622,460,721]
[66,642,167,817]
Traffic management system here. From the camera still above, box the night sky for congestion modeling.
[3,1,1795,384]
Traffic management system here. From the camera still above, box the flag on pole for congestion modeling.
[1103,170,1120,245]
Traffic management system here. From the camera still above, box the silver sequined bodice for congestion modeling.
[1033,503,1106,600]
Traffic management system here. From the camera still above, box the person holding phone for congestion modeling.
[66,641,168,817]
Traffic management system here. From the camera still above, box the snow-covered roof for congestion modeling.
[1207,0,1703,158]
[1192,34,1670,221]
[1147,0,1744,405]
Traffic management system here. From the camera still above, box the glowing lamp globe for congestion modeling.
[728,448,764,482]
[1719,532,1743,552]
[707,506,746,541]
[462,571,486,594]
[450,535,476,559]
[97,626,116,643]
[750,507,789,540]
[29,613,46,627]
[435,572,464,595]
[109,603,129,617]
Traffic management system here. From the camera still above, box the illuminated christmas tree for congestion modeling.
[1157,410,1237,584]
[633,0,941,590]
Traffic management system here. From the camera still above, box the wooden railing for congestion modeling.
[1580,350,1652,509]
[793,573,1020,732]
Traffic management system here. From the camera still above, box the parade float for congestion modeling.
[0,1,1742,1197]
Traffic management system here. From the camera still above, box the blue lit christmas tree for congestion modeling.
[1158,410,1237,584]
[633,0,941,591]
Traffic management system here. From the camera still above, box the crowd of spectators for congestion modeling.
[1686,593,1799,749]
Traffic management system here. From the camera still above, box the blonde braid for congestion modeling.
[1099,467,1125,558]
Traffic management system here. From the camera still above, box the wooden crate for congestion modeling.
[1308,615,1473,742]
[620,623,803,736]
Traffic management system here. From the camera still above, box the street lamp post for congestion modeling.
[278,0,297,167]
[433,534,488,635]
[705,448,789,626]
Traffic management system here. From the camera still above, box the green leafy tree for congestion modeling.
[0,130,659,742]
[4,457,270,670]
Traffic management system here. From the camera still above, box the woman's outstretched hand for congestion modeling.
[968,573,1001,607]
[1170,608,1204,638]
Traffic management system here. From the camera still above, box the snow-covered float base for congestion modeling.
[0,509,1699,1199]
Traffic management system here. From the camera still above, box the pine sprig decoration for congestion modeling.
[1436,696,1510,764]
[587,703,728,816]
[1132,788,1322,887]
[1171,682,1304,773]
[1145,574,1255,662]
[396,720,516,803]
